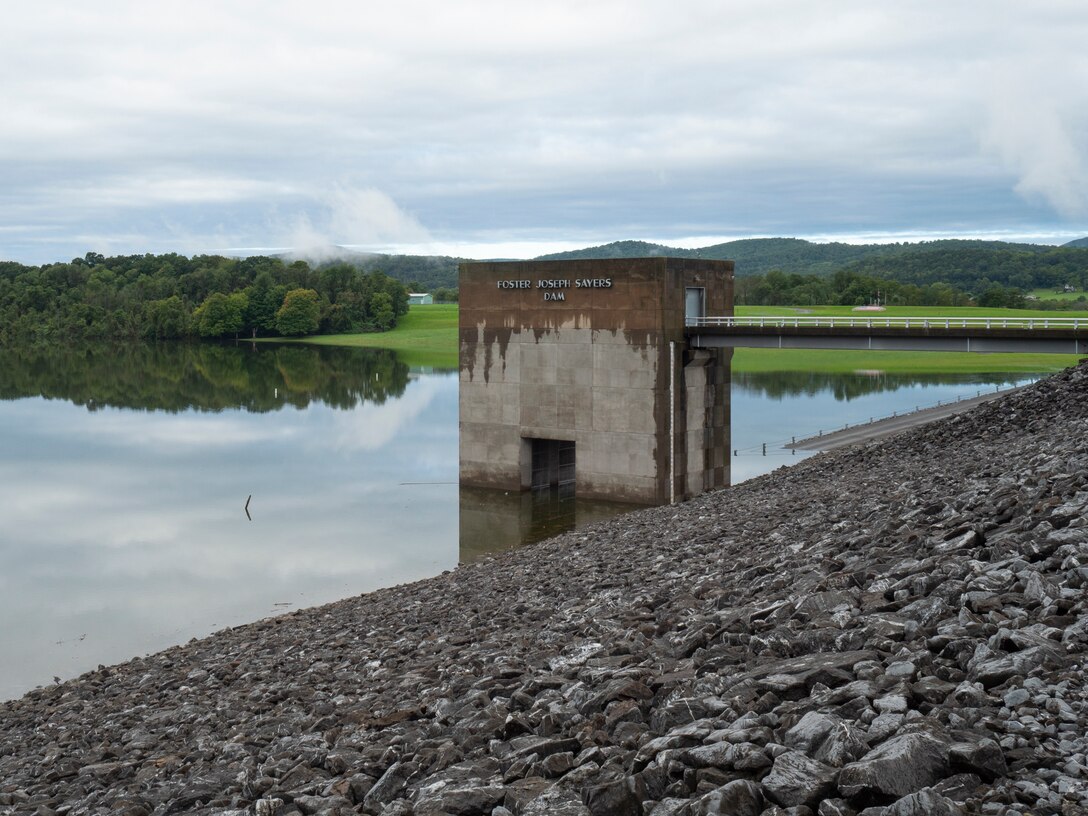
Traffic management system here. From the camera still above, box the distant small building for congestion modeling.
[408,293,433,305]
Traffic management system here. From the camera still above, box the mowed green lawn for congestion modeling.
[1027,288,1088,303]
[730,348,1076,374]
[734,304,1088,319]
[730,304,1086,372]
[302,303,1085,374]
[296,303,459,368]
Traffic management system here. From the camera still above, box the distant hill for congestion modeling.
[273,249,464,291]
[269,236,1088,293]
[535,240,696,261]
[837,244,1088,295]
[353,254,463,291]
[693,238,891,275]
[535,237,1057,277]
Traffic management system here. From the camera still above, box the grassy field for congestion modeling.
[294,303,459,368]
[1027,288,1088,303]
[735,304,1088,319]
[731,348,1076,374]
[729,305,1084,372]
[298,303,1083,374]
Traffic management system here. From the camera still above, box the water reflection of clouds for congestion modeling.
[78,410,301,450]
[328,374,454,452]
[0,476,106,528]
[0,372,460,700]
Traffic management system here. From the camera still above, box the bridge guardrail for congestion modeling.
[689,315,1086,330]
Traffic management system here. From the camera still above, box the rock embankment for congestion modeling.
[3,364,1088,816]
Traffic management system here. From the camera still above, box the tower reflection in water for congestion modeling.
[456,257,736,563]
[458,484,648,564]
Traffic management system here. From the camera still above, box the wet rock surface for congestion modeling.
[3,362,1088,815]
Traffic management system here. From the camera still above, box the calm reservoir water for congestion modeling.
[0,342,1039,699]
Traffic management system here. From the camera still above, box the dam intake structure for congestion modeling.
[458,257,735,505]
[2,364,1088,813]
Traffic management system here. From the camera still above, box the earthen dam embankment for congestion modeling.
[2,364,1088,815]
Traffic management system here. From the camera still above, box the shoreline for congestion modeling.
[786,384,1032,452]
[2,364,1087,813]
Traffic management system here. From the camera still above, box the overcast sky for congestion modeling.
[2,1,1087,264]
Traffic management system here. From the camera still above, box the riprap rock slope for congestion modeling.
[3,364,1088,815]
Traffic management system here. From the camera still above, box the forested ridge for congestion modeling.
[538,238,1088,307]
[342,252,462,294]
[5,238,1088,335]
[0,252,409,344]
[536,237,1087,277]
[736,268,1064,308]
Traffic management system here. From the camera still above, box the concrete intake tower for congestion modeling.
[459,257,734,505]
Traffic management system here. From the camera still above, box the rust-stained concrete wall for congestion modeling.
[459,257,733,504]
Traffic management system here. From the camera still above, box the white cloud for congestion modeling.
[982,67,1088,218]
[1,1,1087,263]
[326,187,430,244]
[65,175,298,209]
[284,186,431,259]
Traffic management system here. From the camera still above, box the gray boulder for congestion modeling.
[363,762,413,812]
[522,787,592,816]
[684,779,763,815]
[838,732,949,799]
[948,739,1006,781]
[783,710,868,768]
[884,787,964,815]
[761,750,838,808]
[413,781,505,816]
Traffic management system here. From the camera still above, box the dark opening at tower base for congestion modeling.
[529,438,575,490]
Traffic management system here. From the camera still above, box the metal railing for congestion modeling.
[688,315,1086,330]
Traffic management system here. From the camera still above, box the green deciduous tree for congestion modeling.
[194,291,246,338]
[144,296,191,339]
[244,272,288,337]
[433,287,458,303]
[275,288,321,336]
[369,291,395,330]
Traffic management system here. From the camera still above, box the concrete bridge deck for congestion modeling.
[686,315,1088,354]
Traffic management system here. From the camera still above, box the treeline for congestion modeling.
[736,268,1079,309]
[739,269,973,307]
[431,287,459,302]
[535,238,1088,289]
[838,246,1088,297]
[0,342,409,413]
[348,253,462,292]
[0,252,409,344]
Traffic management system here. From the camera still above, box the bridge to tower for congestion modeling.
[458,257,735,505]
[686,315,1088,355]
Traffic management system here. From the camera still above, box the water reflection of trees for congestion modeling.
[0,343,412,412]
[734,370,1028,402]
